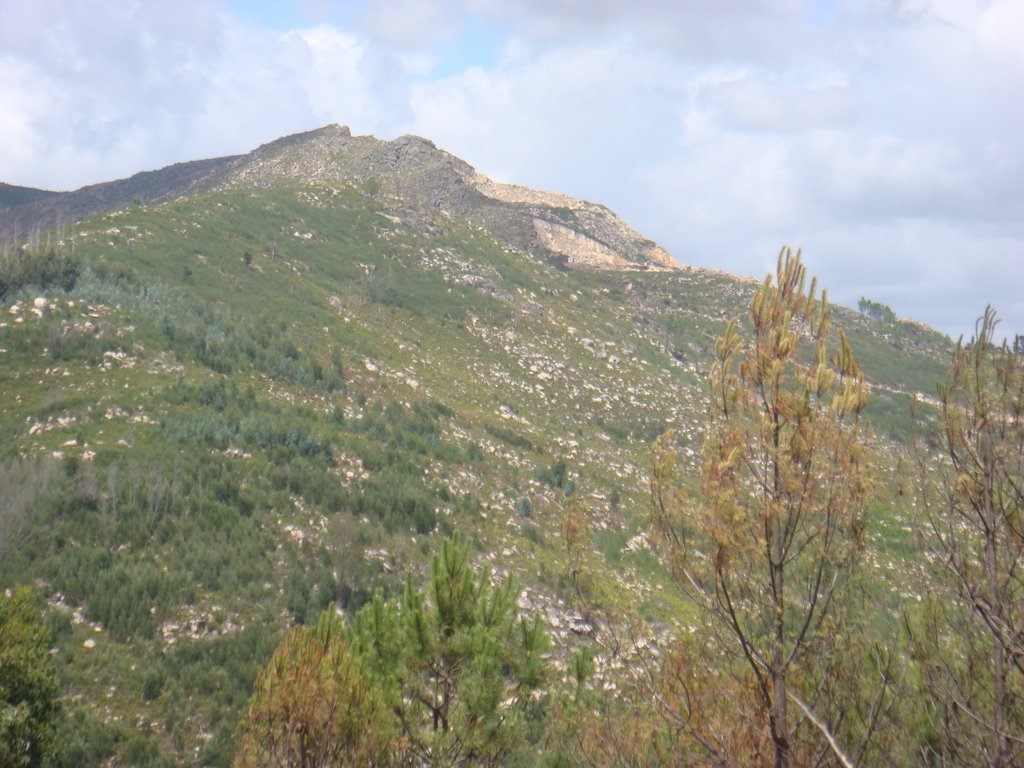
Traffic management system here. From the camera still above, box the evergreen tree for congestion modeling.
[651,248,875,767]
[913,306,1024,767]
[350,534,550,767]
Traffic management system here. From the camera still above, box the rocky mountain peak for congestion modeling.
[2,124,679,273]
[228,126,678,272]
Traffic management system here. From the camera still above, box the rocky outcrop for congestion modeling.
[473,174,678,271]
[471,174,580,209]
[532,218,633,269]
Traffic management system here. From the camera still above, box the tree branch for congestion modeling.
[786,690,856,768]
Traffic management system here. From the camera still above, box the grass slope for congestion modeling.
[0,179,950,765]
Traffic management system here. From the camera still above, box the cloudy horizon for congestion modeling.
[1,0,1021,340]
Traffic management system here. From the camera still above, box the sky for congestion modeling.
[1,0,1021,340]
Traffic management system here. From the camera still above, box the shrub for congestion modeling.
[0,248,80,301]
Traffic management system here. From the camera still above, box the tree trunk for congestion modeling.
[772,543,789,768]
[985,489,1006,768]
[772,410,789,767]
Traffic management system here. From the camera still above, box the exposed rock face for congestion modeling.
[472,174,580,209]
[474,174,678,271]
[533,218,632,269]
[0,123,680,274]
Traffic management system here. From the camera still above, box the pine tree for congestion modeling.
[350,534,550,767]
[651,247,873,767]
[914,306,1024,767]
[234,611,394,767]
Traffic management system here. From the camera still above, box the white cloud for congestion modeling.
[464,0,815,62]
[408,39,683,198]
[0,58,51,178]
[978,0,1024,69]
[0,0,228,185]
[360,0,459,49]
[800,132,974,221]
[712,74,855,133]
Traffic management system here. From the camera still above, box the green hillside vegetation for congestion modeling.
[1,129,1016,766]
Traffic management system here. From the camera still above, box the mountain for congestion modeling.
[0,125,674,272]
[0,126,951,765]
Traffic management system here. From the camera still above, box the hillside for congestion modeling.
[0,126,953,765]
